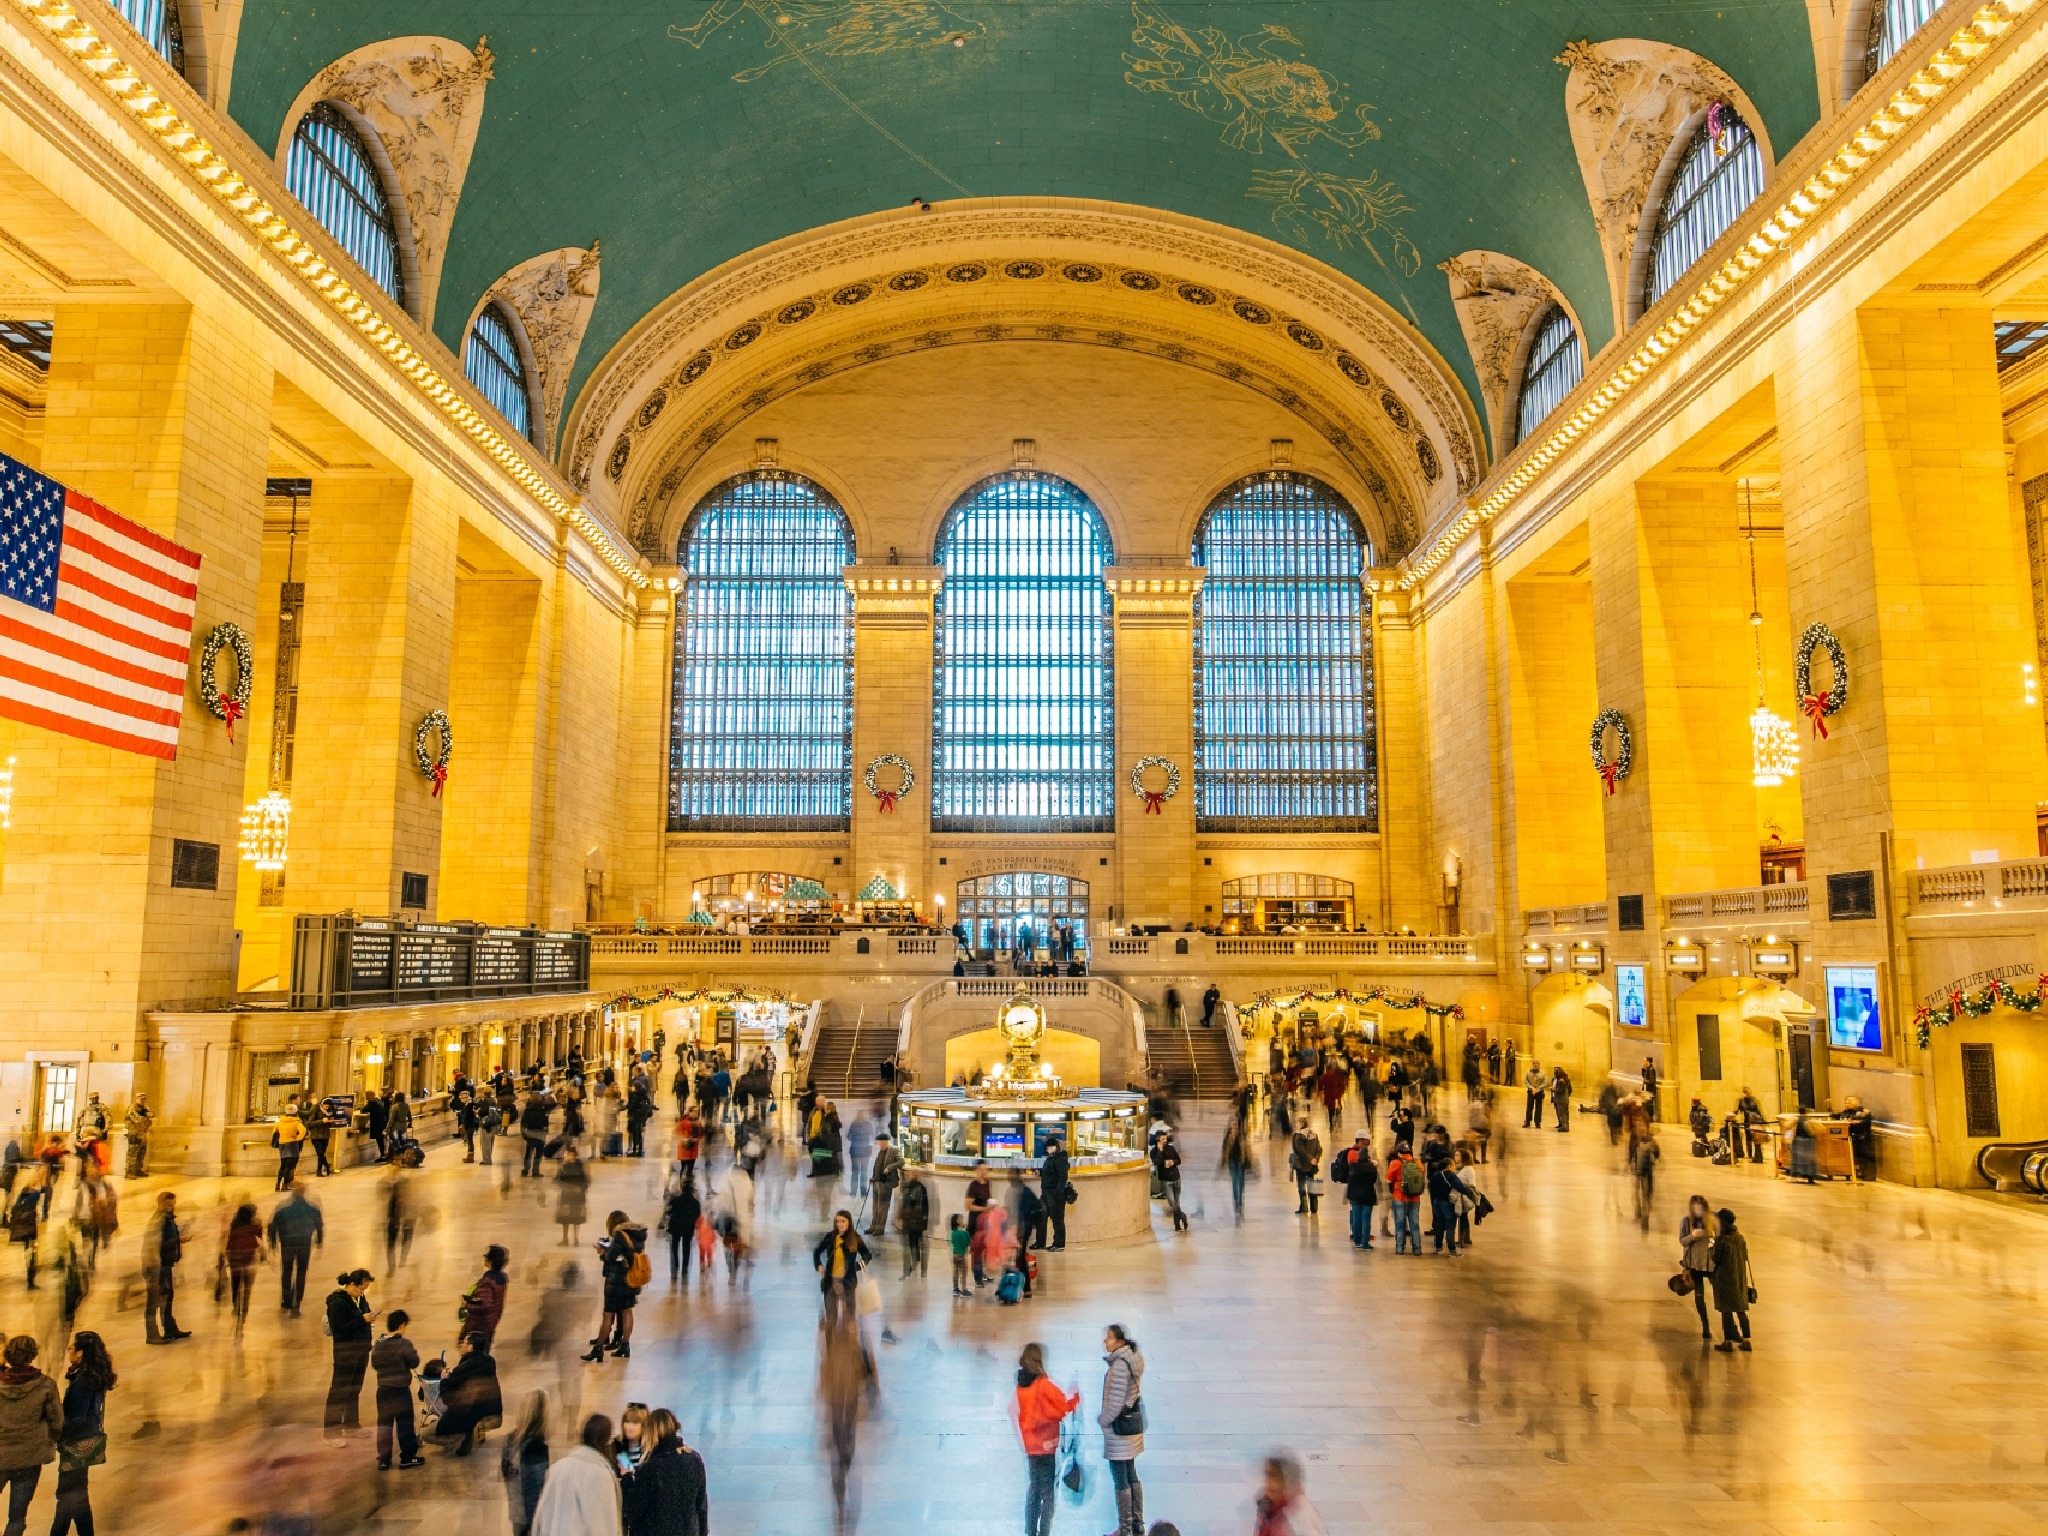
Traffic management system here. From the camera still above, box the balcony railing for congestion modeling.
[1523,903,1608,934]
[1912,857,2048,912]
[1664,883,1810,924]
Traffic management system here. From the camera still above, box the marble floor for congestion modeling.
[12,1095,2048,1536]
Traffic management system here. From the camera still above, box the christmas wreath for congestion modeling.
[1794,622,1848,740]
[198,622,254,743]
[1589,708,1632,796]
[863,754,915,813]
[1129,755,1181,815]
[1914,975,2048,1047]
[414,710,453,797]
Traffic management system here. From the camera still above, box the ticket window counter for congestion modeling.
[899,1099,1147,1168]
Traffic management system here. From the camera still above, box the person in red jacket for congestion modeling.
[1014,1341,1080,1536]
[1387,1144,1424,1255]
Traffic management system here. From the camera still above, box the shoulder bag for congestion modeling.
[1109,1394,1146,1436]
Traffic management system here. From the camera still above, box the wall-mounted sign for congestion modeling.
[1615,964,1648,1028]
[1569,945,1605,971]
[1750,946,1797,976]
[1826,965,1883,1052]
[1522,946,1551,971]
[1666,943,1706,972]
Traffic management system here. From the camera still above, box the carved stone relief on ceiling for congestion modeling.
[1438,250,1570,457]
[475,243,602,457]
[278,35,494,328]
[587,264,1434,560]
[561,206,1482,509]
[1555,37,1758,331]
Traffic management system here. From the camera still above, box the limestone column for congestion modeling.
[617,573,677,919]
[845,566,939,910]
[440,566,543,923]
[1373,586,1433,931]
[1107,567,1201,929]
[286,473,457,918]
[0,302,271,1090]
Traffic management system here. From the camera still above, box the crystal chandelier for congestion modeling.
[1742,483,1798,788]
[239,791,292,870]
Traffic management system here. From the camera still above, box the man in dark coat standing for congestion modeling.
[1038,1137,1070,1251]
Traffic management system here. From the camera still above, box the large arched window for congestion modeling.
[285,103,406,307]
[110,0,183,73]
[1514,305,1584,446]
[1641,108,1766,315]
[1192,473,1376,831]
[464,303,534,442]
[932,473,1114,832]
[1865,0,1945,79]
[669,473,854,831]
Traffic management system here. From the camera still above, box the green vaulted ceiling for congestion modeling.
[226,2,1822,447]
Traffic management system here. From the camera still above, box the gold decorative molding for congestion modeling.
[563,201,1484,532]
[2,0,647,589]
[1106,563,1203,626]
[1402,0,2046,590]
[843,563,941,628]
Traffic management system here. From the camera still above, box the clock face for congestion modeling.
[1000,1001,1042,1044]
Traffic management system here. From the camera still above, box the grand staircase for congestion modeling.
[806,1005,898,1101]
[1147,1014,1240,1099]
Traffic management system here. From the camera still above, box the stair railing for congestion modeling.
[793,999,826,1086]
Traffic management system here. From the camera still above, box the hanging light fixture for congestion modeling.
[240,790,292,870]
[1743,482,1799,788]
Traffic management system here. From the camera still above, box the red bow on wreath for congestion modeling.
[1800,694,1830,740]
[1598,761,1620,796]
[1142,790,1166,815]
[876,790,899,814]
[430,763,449,797]
[218,693,243,744]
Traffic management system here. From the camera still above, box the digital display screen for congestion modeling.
[983,1124,1024,1156]
[1827,966,1882,1051]
[1615,964,1647,1029]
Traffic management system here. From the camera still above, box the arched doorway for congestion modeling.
[1529,973,1613,1094]
[954,872,1090,954]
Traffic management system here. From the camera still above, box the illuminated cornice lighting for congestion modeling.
[1399,0,2037,589]
[7,0,647,590]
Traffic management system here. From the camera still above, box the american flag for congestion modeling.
[0,450,202,760]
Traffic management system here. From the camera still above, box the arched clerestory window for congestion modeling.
[1514,304,1584,446]
[1192,473,1376,831]
[669,473,855,830]
[1864,0,1946,80]
[285,102,406,308]
[1641,107,1766,316]
[932,473,1115,832]
[109,0,183,74]
[464,303,535,443]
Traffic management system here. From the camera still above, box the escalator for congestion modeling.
[1974,1139,2048,1194]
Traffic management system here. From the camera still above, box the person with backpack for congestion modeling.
[584,1210,648,1361]
[477,1097,503,1167]
[812,1211,869,1331]
[898,1168,931,1278]
[1386,1142,1425,1254]
[1014,1343,1080,1536]
[1096,1323,1146,1536]
[5,1176,40,1291]
[1337,1132,1378,1250]
[1288,1124,1324,1216]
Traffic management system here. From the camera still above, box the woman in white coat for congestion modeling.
[532,1412,621,1536]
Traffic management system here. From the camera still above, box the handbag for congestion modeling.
[1108,1395,1145,1436]
[855,1273,883,1316]
[1667,1270,1695,1296]
[57,1432,105,1472]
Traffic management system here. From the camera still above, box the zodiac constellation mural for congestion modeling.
[670,0,983,84]
[1122,0,1420,276]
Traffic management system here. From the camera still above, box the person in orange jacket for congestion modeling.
[1015,1341,1081,1536]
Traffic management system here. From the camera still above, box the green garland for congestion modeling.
[1251,984,1465,1021]
[1914,975,2048,1047]
[603,984,792,1011]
